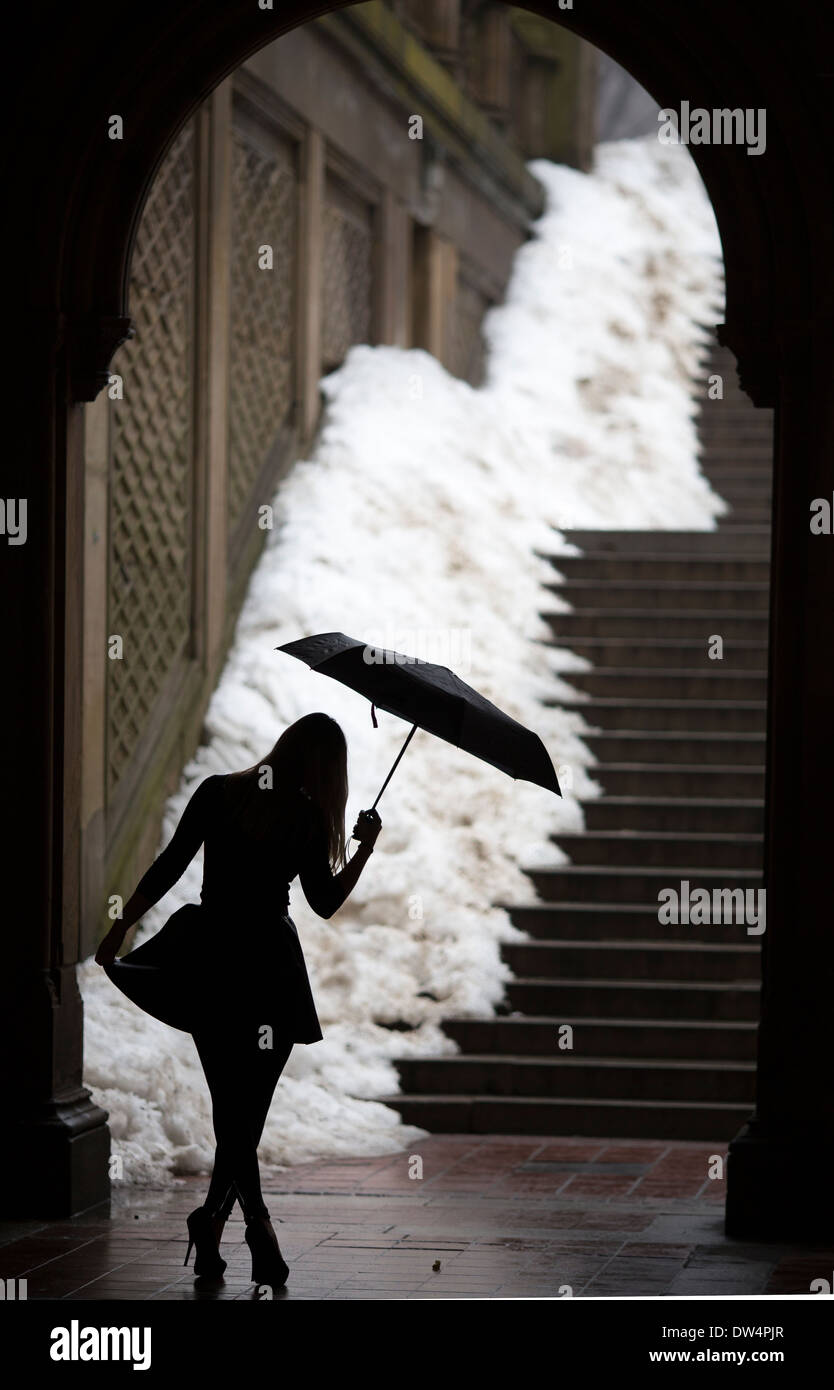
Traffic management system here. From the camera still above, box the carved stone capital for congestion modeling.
[70,314,135,403]
[715,320,777,408]
[718,315,832,409]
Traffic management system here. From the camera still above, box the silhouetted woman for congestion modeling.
[95,712,381,1287]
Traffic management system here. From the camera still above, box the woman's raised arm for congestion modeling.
[298,808,381,920]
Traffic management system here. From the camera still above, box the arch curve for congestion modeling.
[52,1,834,407]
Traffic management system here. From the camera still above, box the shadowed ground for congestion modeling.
[1,1136,827,1300]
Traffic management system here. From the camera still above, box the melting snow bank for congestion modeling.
[79,135,724,1184]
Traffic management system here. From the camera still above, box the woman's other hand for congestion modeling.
[352,808,382,849]
[95,925,126,966]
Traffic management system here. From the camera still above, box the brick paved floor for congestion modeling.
[1,1137,829,1300]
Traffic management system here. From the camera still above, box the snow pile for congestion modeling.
[79,136,724,1186]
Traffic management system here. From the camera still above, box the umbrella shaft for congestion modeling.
[371,722,419,811]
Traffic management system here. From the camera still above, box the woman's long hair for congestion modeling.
[225,713,348,870]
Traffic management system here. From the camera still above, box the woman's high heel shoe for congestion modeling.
[184,1205,227,1278]
[244,1215,289,1287]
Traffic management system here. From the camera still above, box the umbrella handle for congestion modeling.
[367,722,419,816]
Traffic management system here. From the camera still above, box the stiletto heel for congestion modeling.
[185,1205,227,1278]
[245,1215,289,1287]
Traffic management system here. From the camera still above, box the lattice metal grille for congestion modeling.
[106,121,196,798]
[449,275,489,386]
[228,120,297,540]
[321,176,374,370]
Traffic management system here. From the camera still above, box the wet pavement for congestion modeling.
[1,1136,829,1299]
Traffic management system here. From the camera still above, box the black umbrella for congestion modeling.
[276,631,561,813]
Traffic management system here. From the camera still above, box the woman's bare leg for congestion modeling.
[194,1026,294,1225]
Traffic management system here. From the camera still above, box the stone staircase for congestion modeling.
[380,340,774,1141]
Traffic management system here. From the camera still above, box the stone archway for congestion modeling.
[5,1,833,1236]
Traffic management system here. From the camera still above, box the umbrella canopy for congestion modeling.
[276,631,561,800]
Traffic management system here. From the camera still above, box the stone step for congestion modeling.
[700,413,772,424]
[697,424,773,437]
[378,1094,753,1140]
[390,340,777,1145]
[557,697,766,733]
[545,552,771,583]
[549,579,770,611]
[713,495,772,510]
[697,437,774,452]
[711,480,772,498]
[552,829,763,869]
[547,578,767,611]
[526,861,764,905]
[700,451,773,465]
[698,399,772,416]
[716,498,772,516]
[557,528,770,555]
[501,900,764,945]
[583,731,765,765]
[503,938,759,984]
[705,474,772,489]
[588,762,765,797]
[442,1015,757,1061]
[580,796,764,834]
[700,463,774,476]
[704,449,772,461]
[562,668,766,701]
[544,610,768,639]
[562,637,768,668]
[506,976,760,1021]
[707,488,772,499]
[392,1053,756,1104]
[722,508,772,523]
[709,492,773,506]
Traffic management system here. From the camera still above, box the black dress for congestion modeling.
[105,775,332,1043]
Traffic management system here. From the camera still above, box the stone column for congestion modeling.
[80,390,108,955]
[725,329,834,1240]
[439,238,458,374]
[411,224,455,367]
[422,0,461,73]
[0,313,110,1217]
[476,4,512,124]
[378,192,411,349]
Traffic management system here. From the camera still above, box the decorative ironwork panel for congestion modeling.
[228,118,297,541]
[106,122,196,798]
[321,173,375,371]
[449,274,489,386]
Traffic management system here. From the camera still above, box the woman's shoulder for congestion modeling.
[199,772,239,816]
[198,772,225,798]
[184,772,223,804]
